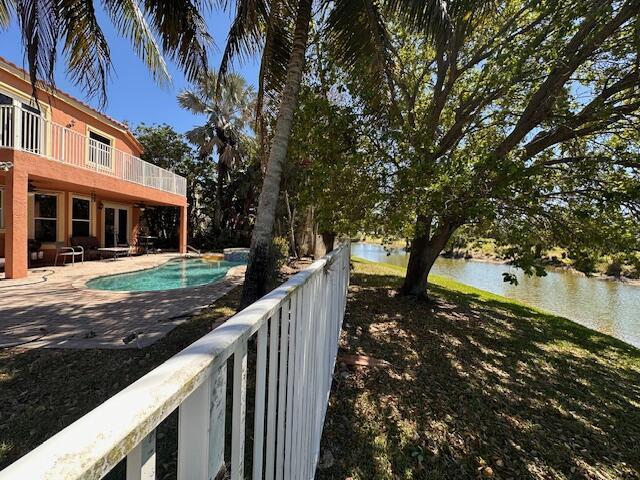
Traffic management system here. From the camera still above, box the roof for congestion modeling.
[0,55,143,152]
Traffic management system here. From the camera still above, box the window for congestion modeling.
[88,130,112,169]
[34,194,57,242]
[72,197,91,237]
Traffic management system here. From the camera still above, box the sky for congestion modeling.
[0,6,260,134]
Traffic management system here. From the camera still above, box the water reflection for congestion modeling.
[352,242,640,349]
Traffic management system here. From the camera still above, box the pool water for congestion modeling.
[86,258,242,292]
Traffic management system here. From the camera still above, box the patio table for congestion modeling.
[137,235,158,254]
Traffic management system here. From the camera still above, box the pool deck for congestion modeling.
[0,254,245,349]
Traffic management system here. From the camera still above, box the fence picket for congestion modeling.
[178,378,211,480]
[231,342,248,479]
[126,430,156,480]
[253,323,268,479]
[209,364,227,479]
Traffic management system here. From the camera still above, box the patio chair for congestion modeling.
[115,232,132,256]
[71,236,101,261]
[54,242,84,266]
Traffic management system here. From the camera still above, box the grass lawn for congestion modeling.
[0,288,242,475]
[318,258,640,480]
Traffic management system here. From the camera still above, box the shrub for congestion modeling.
[267,237,290,288]
[605,260,623,277]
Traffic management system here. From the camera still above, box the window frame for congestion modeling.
[71,195,92,238]
[86,126,115,172]
[33,192,59,243]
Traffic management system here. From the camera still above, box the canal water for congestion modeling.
[351,242,640,349]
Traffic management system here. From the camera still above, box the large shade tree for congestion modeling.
[347,0,640,299]
[0,0,213,105]
[178,71,256,231]
[218,0,455,305]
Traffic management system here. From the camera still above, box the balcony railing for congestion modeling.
[0,243,351,480]
[0,105,187,197]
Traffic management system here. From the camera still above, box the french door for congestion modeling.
[103,206,129,247]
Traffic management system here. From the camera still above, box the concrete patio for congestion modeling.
[0,254,245,349]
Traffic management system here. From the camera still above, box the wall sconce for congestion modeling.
[98,201,104,210]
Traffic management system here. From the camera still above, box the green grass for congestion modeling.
[318,258,640,480]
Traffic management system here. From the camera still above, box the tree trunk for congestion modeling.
[314,231,336,258]
[284,189,298,258]
[214,159,227,230]
[400,215,457,300]
[240,0,313,307]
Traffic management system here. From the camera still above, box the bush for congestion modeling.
[572,251,598,275]
[267,237,290,288]
[605,260,623,277]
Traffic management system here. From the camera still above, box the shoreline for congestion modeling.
[356,242,640,287]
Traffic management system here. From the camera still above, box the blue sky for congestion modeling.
[0,6,260,134]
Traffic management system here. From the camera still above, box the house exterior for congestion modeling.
[0,56,187,279]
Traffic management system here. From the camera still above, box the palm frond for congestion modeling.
[57,0,112,105]
[141,0,213,82]
[0,0,13,29]
[185,124,215,154]
[326,0,392,108]
[16,0,61,100]
[103,0,170,86]
[177,89,209,113]
[256,0,292,118]
[217,0,269,88]
[382,0,451,38]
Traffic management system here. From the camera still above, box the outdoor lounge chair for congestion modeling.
[97,232,132,260]
[54,242,84,266]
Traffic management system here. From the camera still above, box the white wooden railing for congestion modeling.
[0,243,351,480]
[0,105,187,197]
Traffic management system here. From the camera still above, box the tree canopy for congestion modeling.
[289,0,640,298]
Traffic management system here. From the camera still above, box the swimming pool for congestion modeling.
[86,258,242,292]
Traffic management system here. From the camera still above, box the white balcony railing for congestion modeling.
[0,243,350,480]
[0,104,187,197]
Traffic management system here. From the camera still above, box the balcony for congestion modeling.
[0,105,186,197]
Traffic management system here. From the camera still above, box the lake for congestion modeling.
[351,242,640,349]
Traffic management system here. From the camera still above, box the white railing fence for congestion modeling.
[0,104,187,197]
[0,242,351,480]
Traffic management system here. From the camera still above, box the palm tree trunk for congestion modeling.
[240,0,313,306]
[214,159,227,230]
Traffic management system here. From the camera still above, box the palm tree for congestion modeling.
[0,0,213,105]
[217,0,455,306]
[178,71,256,230]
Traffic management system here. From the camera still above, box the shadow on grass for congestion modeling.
[318,267,640,479]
